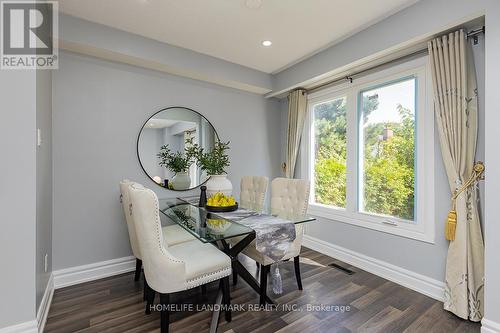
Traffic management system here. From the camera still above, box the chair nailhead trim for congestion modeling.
[186,267,232,288]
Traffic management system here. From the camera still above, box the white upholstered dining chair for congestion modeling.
[129,184,232,333]
[240,176,269,212]
[119,180,195,282]
[241,177,310,304]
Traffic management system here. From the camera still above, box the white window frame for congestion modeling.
[301,57,435,243]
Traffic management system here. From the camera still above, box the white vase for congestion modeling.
[171,171,191,190]
[205,174,232,197]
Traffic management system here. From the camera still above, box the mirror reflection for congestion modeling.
[137,107,218,190]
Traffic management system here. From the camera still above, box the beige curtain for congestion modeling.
[428,30,484,321]
[285,89,307,178]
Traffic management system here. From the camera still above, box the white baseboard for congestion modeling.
[0,258,135,333]
[302,235,445,301]
[482,319,500,333]
[53,256,136,289]
[37,274,54,333]
[0,275,54,333]
[0,321,37,333]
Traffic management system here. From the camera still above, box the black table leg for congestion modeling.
[233,260,274,304]
[259,264,270,305]
[221,233,275,305]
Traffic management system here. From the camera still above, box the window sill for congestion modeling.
[307,203,435,244]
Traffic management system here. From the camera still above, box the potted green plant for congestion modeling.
[187,140,231,196]
[157,145,194,190]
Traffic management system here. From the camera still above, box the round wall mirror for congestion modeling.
[137,107,218,191]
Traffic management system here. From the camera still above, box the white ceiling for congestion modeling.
[59,0,419,73]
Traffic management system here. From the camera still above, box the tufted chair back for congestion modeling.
[120,180,144,260]
[270,178,310,220]
[129,184,187,293]
[240,176,269,213]
[270,178,310,258]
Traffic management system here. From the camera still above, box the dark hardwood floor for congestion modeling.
[45,247,480,333]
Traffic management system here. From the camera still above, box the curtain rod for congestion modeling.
[305,26,485,94]
[466,26,485,44]
[306,48,428,93]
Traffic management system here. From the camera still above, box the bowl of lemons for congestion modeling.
[205,192,238,212]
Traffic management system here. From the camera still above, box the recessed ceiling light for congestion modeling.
[245,0,263,9]
[262,40,272,47]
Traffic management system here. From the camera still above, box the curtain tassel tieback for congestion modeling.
[446,162,485,241]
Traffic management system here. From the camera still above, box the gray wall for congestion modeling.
[36,69,53,311]
[52,51,282,270]
[0,71,37,328]
[279,25,485,283]
[483,0,500,325]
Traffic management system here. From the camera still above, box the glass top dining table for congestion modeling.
[158,196,315,244]
[158,196,315,333]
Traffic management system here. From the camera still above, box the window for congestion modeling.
[302,58,434,242]
[313,96,347,208]
[359,78,416,221]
